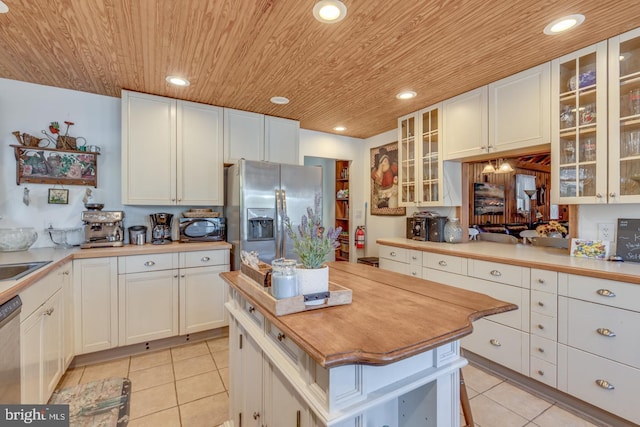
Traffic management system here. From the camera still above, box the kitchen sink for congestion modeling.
[0,261,52,281]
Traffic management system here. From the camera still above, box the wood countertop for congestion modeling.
[221,261,517,368]
[377,237,640,285]
[0,241,231,305]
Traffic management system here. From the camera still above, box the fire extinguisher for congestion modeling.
[355,226,365,249]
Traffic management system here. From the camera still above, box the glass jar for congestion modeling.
[444,217,463,243]
[271,258,298,299]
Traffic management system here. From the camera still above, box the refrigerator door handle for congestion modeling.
[281,189,287,256]
[275,189,282,259]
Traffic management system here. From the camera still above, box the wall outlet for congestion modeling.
[597,223,615,241]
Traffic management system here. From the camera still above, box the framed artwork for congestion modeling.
[370,142,405,216]
[473,182,505,215]
[12,145,98,187]
[48,188,69,204]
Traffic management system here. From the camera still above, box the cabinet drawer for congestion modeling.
[530,335,557,365]
[407,250,422,266]
[467,259,528,287]
[119,253,178,274]
[423,253,467,275]
[531,312,557,341]
[180,249,229,268]
[20,269,61,321]
[566,347,640,425]
[462,319,527,374]
[243,299,264,328]
[531,269,557,294]
[530,356,557,388]
[378,245,407,263]
[564,274,640,312]
[566,298,640,369]
[531,290,557,317]
[266,321,302,367]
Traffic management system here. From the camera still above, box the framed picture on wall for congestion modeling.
[48,188,69,204]
[370,142,406,216]
[473,182,505,215]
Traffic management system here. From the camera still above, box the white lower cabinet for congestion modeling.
[227,288,462,427]
[461,318,528,374]
[73,257,118,354]
[20,264,67,404]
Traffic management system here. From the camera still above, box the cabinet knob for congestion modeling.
[596,289,616,297]
[609,192,616,199]
[489,339,502,347]
[248,306,255,313]
[62,270,70,275]
[595,379,615,390]
[596,328,616,337]
[144,260,155,267]
[537,347,545,353]
[537,278,544,284]
[201,256,210,262]
[277,333,285,341]
[537,324,545,330]
[537,301,545,307]
[490,269,502,277]
[537,370,545,376]
[438,260,448,267]
[596,193,603,199]
[180,274,185,278]
[253,412,260,420]
[411,271,417,276]
[390,251,396,257]
[43,307,54,316]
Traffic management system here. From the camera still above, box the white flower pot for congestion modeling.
[297,265,329,306]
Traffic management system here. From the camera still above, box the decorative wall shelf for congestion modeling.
[11,145,99,187]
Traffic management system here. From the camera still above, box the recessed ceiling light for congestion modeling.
[543,14,585,35]
[0,1,8,13]
[396,91,417,100]
[166,76,190,86]
[333,126,346,131]
[270,96,290,105]
[313,0,347,23]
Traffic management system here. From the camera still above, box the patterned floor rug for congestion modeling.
[49,377,131,427]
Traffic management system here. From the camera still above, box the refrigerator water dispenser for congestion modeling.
[247,208,275,241]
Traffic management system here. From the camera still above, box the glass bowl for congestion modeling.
[0,228,38,252]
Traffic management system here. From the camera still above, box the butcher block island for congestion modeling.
[220,261,516,427]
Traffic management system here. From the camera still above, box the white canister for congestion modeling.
[271,259,298,299]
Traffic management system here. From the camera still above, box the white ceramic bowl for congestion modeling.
[0,228,38,252]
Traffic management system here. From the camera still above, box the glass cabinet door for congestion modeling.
[398,114,417,205]
[609,27,640,203]
[552,42,607,204]
[420,107,441,205]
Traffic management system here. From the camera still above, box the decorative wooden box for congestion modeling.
[240,261,272,287]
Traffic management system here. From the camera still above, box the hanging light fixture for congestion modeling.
[313,0,347,23]
[481,161,496,174]
[496,159,514,173]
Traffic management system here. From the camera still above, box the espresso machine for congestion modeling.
[150,213,173,245]
[81,210,125,248]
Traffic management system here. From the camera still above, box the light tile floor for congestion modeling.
[56,338,601,427]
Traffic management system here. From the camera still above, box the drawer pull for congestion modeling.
[277,333,285,342]
[596,328,616,337]
[537,347,545,353]
[595,379,615,390]
[411,271,417,276]
[537,324,545,330]
[537,301,545,307]
[248,306,255,313]
[489,339,502,347]
[537,370,544,376]
[438,260,448,266]
[490,270,502,277]
[253,411,260,419]
[537,278,545,284]
[144,260,155,267]
[411,255,418,260]
[390,251,397,257]
[596,289,616,297]
[201,256,210,262]
[43,307,54,316]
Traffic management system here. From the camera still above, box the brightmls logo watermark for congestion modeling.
[1,405,69,426]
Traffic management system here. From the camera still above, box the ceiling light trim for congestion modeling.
[270,96,290,105]
[333,126,346,131]
[313,0,347,23]
[543,14,585,35]
[0,1,8,13]
[166,76,190,86]
[396,90,417,100]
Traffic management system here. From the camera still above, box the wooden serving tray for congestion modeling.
[237,272,352,316]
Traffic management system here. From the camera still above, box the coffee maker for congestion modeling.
[81,210,125,248]
[150,213,173,245]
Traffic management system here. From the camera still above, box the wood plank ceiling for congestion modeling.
[1,1,639,138]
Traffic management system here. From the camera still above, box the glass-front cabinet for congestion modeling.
[398,104,448,206]
[609,27,640,203]
[551,42,608,204]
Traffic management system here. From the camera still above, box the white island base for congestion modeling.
[226,287,465,427]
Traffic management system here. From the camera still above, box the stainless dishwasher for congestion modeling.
[0,295,22,403]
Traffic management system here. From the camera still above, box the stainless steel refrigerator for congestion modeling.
[225,159,323,270]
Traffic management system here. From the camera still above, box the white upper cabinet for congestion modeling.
[224,108,300,165]
[608,27,640,204]
[489,63,551,152]
[398,105,461,207]
[443,86,489,160]
[121,90,224,206]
